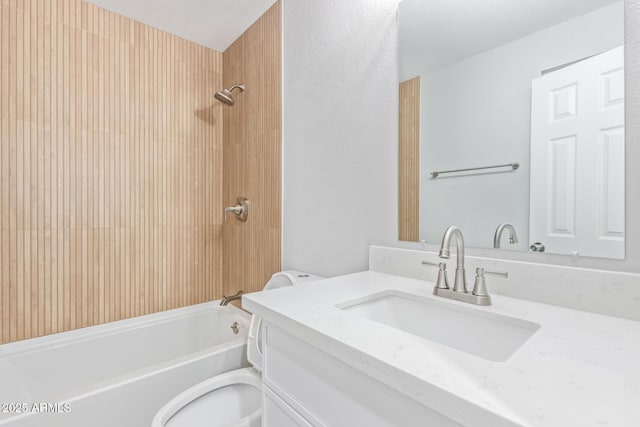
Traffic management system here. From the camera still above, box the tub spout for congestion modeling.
[220,291,244,306]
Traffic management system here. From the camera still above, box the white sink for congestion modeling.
[338,291,540,362]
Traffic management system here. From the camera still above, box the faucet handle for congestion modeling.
[472,268,507,297]
[472,268,489,297]
[421,261,450,290]
[224,197,250,221]
[421,261,438,267]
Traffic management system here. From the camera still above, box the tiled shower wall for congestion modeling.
[0,0,224,344]
[222,2,282,297]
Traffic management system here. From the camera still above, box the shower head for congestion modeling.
[215,84,245,106]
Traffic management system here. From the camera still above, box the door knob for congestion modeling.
[529,242,545,252]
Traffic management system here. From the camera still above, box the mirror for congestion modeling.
[398,0,625,259]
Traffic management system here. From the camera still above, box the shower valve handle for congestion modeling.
[224,197,249,221]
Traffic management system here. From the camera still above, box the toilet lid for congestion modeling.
[246,270,323,372]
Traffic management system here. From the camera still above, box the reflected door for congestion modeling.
[529,46,624,259]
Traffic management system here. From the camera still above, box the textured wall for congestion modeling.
[282,0,400,277]
[0,0,224,344]
[222,2,281,296]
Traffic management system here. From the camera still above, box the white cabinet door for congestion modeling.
[529,46,624,259]
[263,386,314,427]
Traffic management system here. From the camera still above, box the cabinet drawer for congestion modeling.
[263,324,462,427]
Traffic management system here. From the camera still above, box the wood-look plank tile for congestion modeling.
[222,2,282,301]
[0,0,287,344]
[398,77,420,242]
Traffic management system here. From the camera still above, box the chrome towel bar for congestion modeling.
[431,162,519,178]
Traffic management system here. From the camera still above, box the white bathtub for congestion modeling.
[0,302,250,427]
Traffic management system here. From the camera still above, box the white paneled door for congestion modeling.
[529,46,624,259]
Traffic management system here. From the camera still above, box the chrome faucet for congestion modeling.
[220,290,244,306]
[493,223,518,248]
[425,226,493,306]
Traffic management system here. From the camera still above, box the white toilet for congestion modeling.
[152,270,323,427]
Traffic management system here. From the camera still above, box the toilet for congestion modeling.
[152,270,324,427]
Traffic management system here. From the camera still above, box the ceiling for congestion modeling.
[399,0,622,80]
[85,0,277,52]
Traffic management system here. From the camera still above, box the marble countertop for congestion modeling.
[243,271,640,427]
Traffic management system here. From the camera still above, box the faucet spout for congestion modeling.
[439,226,467,293]
[494,223,518,248]
[220,290,244,306]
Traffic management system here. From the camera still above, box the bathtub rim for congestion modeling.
[0,301,250,358]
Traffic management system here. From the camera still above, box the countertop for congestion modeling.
[243,271,640,427]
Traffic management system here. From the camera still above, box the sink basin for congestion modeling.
[338,291,540,362]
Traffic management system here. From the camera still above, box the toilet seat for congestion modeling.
[152,271,324,427]
[152,368,261,427]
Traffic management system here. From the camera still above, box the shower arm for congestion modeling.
[227,84,245,93]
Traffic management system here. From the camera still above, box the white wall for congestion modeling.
[281,0,401,277]
[419,2,622,250]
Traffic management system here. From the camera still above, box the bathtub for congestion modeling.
[0,302,250,427]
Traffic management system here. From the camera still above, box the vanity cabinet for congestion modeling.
[260,322,461,427]
[246,270,640,427]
